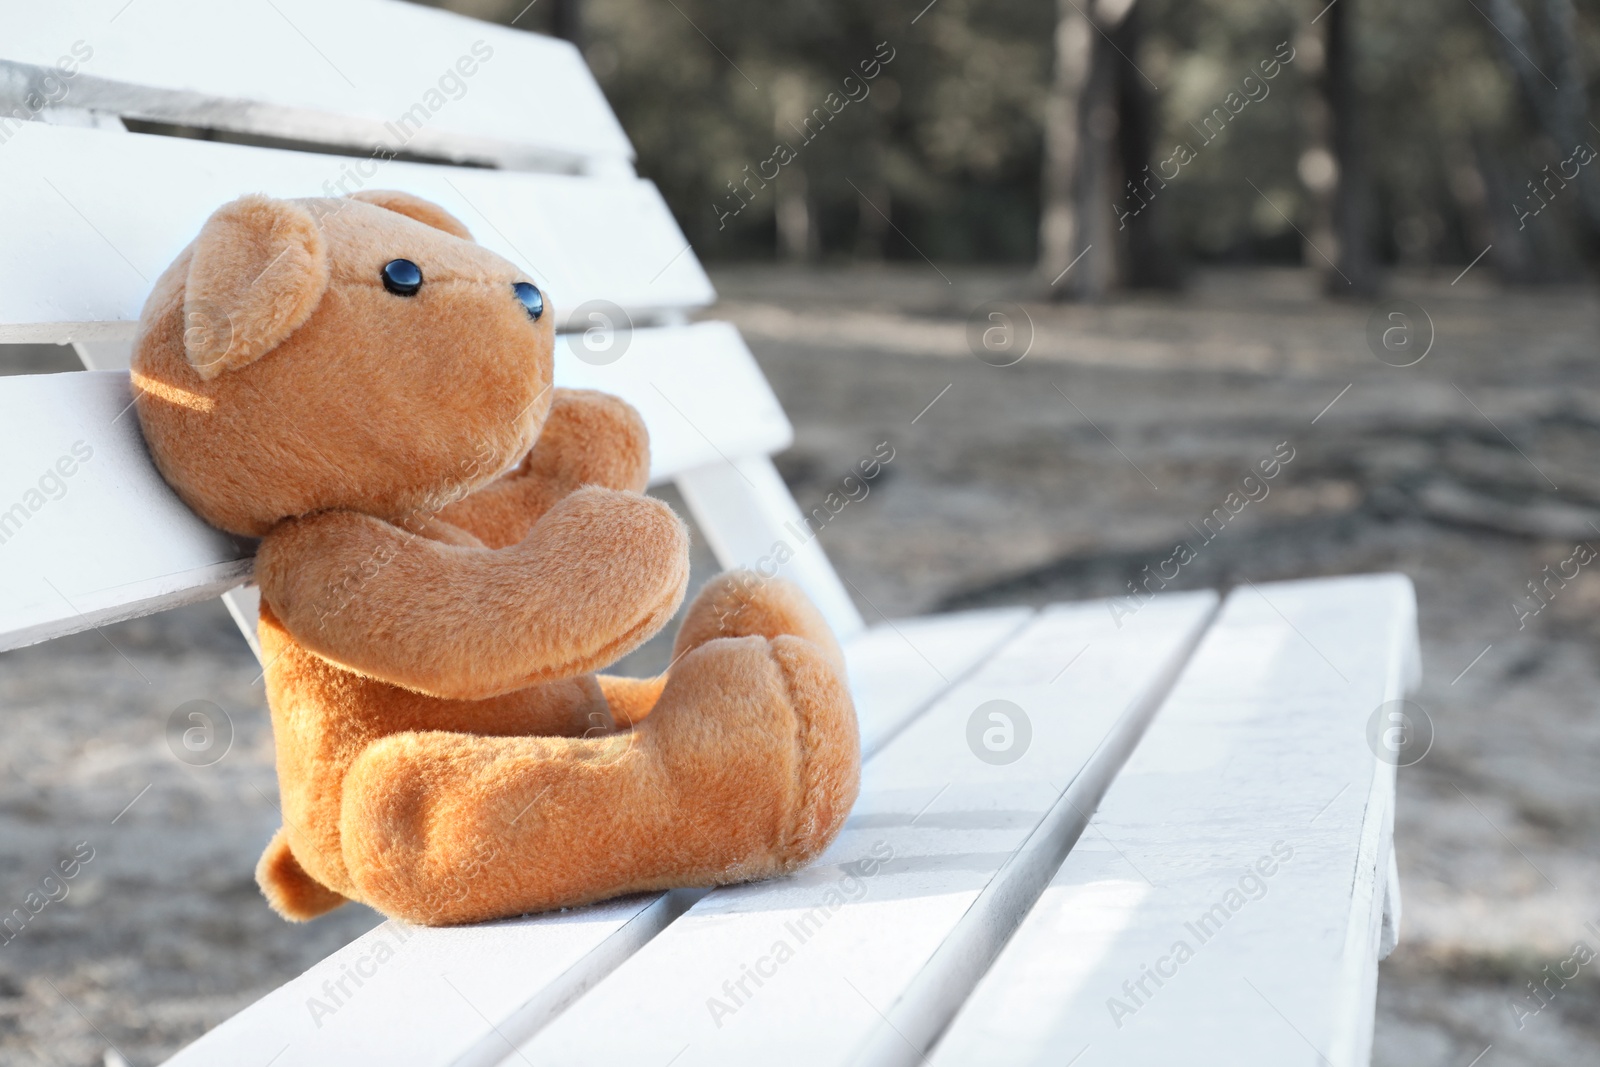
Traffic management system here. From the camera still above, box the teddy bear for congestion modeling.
[129,189,860,926]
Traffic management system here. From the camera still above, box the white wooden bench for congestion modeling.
[0,3,1418,1064]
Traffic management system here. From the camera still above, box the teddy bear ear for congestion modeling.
[346,189,475,242]
[183,195,331,380]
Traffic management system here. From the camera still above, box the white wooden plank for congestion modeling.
[0,370,251,652]
[501,593,1219,1066]
[220,586,263,663]
[0,122,712,343]
[847,608,1032,757]
[61,323,793,488]
[159,608,1023,1066]
[1379,847,1401,961]
[931,574,1418,1067]
[557,322,793,488]
[69,338,134,371]
[676,456,867,642]
[63,336,268,664]
[0,324,795,647]
[160,893,693,1067]
[0,0,633,171]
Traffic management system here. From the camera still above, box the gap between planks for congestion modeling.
[849,595,1221,1066]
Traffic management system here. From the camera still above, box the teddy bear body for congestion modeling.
[130,191,859,925]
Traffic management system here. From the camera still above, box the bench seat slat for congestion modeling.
[848,607,1032,756]
[161,894,687,1067]
[0,122,710,344]
[931,574,1418,1067]
[1,0,632,170]
[503,593,1218,1066]
[158,611,1030,1067]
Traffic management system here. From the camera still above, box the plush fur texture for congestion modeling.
[131,192,860,925]
[183,195,331,379]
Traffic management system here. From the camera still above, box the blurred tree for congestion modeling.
[408,0,1600,281]
[1361,0,1591,282]
[1037,0,1095,295]
[551,0,584,46]
[1484,0,1600,239]
[1115,1,1182,289]
[1298,21,1339,286]
[1323,0,1381,296]
[772,72,819,261]
[1037,0,1167,300]
[1073,18,1120,298]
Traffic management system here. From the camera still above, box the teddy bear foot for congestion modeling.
[594,570,847,729]
[643,630,860,883]
[338,625,858,926]
[674,570,846,671]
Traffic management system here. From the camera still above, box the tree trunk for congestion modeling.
[1484,0,1600,242]
[773,73,817,262]
[1298,27,1336,283]
[1072,33,1119,298]
[776,168,816,261]
[1113,2,1179,289]
[854,169,891,262]
[1037,0,1095,296]
[550,0,583,47]
[1038,0,1136,300]
[1443,133,1525,284]
[1473,131,1580,282]
[1323,0,1380,296]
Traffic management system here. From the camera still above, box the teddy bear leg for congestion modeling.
[593,571,848,729]
[595,673,668,728]
[338,632,859,926]
[674,570,846,670]
[256,826,349,921]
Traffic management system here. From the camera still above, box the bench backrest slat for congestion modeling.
[556,321,795,482]
[0,322,803,653]
[0,122,710,344]
[0,371,251,651]
[1,0,632,171]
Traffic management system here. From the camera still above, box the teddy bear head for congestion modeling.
[131,190,555,537]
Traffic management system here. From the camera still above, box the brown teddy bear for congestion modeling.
[129,189,859,926]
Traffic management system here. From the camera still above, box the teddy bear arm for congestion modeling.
[256,490,689,700]
[432,478,564,550]
[528,388,651,493]
[436,389,650,549]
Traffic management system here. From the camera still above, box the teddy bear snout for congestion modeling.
[512,281,544,321]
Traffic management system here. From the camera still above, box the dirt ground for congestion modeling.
[2,263,1598,1064]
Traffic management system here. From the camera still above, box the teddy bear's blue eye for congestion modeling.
[382,259,423,296]
[512,281,544,321]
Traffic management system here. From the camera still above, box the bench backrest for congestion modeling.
[0,0,864,655]
[1,0,634,173]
